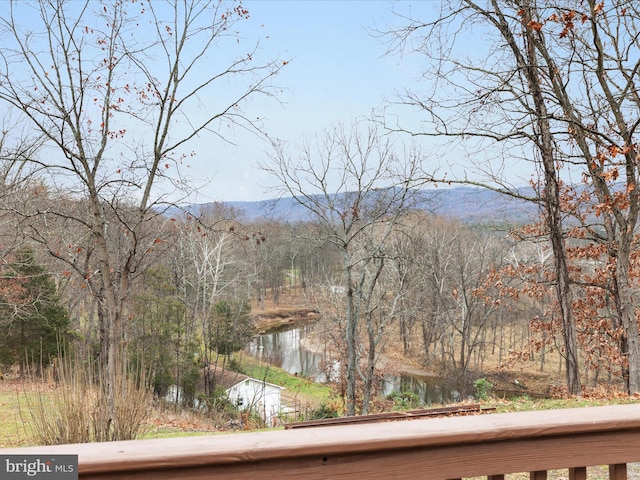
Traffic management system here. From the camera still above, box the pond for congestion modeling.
[381,374,470,405]
[246,326,472,406]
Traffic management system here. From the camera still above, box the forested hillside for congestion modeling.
[196,186,539,225]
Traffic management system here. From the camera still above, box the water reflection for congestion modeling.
[247,326,337,382]
[382,375,470,406]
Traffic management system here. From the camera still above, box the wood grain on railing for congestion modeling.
[2,404,640,479]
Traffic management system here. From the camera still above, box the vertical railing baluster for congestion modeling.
[530,470,548,479]
[569,466,587,480]
[608,463,628,480]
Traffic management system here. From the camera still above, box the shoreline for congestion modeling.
[252,307,554,396]
[252,308,319,333]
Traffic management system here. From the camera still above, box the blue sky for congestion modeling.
[2,1,538,204]
[187,0,427,203]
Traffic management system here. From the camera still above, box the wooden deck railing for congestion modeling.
[3,403,640,479]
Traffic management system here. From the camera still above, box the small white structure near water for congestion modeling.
[203,367,285,425]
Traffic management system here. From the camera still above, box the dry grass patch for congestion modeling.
[18,357,153,445]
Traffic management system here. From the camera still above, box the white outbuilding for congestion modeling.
[203,367,285,425]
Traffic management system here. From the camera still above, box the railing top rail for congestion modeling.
[3,403,640,477]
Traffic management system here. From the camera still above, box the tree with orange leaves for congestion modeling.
[382,0,640,394]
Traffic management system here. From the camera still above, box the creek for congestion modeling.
[246,325,471,406]
[247,325,339,383]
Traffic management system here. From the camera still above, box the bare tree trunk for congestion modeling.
[344,260,358,417]
[486,0,582,395]
[361,326,377,415]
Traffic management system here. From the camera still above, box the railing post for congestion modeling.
[530,471,547,480]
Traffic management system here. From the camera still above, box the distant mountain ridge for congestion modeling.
[191,186,540,225]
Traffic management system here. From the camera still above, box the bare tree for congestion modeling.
[178,213,240,396]
[263,121,432,415]
[386,0,640,394]
[516,0,640,394]
[395,214,506,376]
[0,117,43,259]
[0,0,284,430]
[379,0,587,394]
[446,227,505,376]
